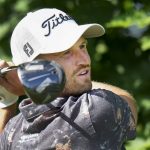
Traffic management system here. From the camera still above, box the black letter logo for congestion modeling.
[23,42,34,57]
[41,13,73,36]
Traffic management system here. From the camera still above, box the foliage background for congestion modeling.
[0,0,150,149]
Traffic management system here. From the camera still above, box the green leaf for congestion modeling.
[14,0,29,12]
[0,22,10,40]
[140,36,150,51]
[140,98,150,110]
[106,10,150,28]
[126,138,150,150]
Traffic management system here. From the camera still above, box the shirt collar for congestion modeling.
[19,97,67,121]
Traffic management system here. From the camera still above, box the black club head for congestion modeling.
[17,60,66,104]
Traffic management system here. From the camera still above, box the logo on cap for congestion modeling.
[41,13,73,36]
[23,42,34,57]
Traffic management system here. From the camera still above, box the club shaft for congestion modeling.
[0,66,18,76]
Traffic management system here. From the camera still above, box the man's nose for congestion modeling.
[75,50,90,66]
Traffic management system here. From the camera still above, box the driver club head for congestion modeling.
[17,60,66,104]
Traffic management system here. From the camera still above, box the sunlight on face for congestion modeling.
[37,37,92,96]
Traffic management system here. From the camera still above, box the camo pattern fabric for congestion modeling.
[0,89,136,150]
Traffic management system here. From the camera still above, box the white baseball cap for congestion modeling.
[11,8,105,65]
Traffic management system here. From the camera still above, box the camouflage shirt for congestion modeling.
[0,89,136,150]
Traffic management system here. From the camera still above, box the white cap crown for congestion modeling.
[11,8,105,65]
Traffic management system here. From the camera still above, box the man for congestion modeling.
[0,8,137,150]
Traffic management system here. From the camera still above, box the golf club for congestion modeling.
[0,60,66,104]
[0,66,18,77]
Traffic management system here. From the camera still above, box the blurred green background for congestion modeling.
[0,0,150,149]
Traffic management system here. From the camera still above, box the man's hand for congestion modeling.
[0,60,25,96]
[0,60,25,133]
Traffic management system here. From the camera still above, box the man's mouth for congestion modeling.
[77,69,90,76]
[79,70,89,75]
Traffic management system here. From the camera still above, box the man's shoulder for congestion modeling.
[74,88,126,106]
[63,88,127,125]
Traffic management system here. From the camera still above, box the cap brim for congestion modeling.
[79,23,105,38]
[41,23,105,54]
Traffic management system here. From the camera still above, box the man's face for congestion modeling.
[37,37,92,96]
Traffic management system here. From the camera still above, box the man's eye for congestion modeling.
[79,44,86,49]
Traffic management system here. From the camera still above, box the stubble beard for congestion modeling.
[60,64,92,97]
[60,77,92,97]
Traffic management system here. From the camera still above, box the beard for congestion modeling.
[61,80,92,97]
[60,74,92,97]
[60,64,92,97]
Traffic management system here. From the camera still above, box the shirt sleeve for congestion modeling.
[88,89,136,149]
[0,120,10,149]
[0,113,22,150]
